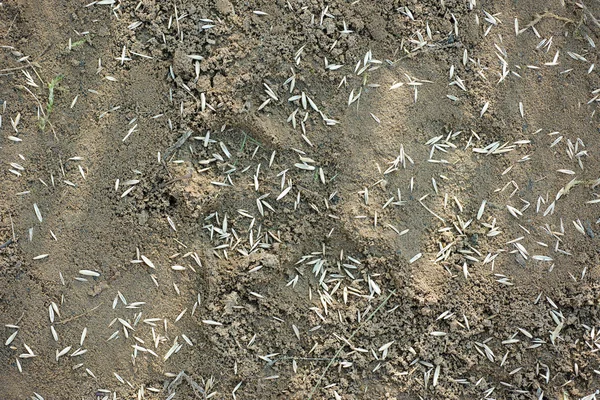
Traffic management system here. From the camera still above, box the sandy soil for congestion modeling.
[1,0,600,399]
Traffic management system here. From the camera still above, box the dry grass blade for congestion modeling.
[56,303,102,325]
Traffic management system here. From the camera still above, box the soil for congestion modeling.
[1,0,600,399]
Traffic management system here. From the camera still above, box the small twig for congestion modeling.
[0,46,44,76]
[57,303,102,325]
[419,198,446,223]
[3,12,19,39]
[526,11,576,29]
[27,59,45,87]
[0,238,14,249]
[162,130,192,162]
[16,85,46,117]
[308,291,396,399]
[49,120,58,142]
[393,41,462,64]
[580,1,600,28]
[9,213,16,242]
[163,170,192,187]
[37,43,52,60]
[0,64,30,73]
[15,312,25,325]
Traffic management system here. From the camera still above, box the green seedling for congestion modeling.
[39,75,63,131]
[68,35,92,51]
[70,38,86,49]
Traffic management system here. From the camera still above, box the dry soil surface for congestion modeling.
[1,0,600,399]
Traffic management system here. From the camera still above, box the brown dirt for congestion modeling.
[1,0,600,399]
